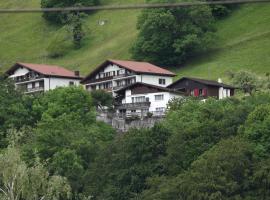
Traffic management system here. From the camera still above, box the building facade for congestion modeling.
[114,82,183,118]
[80,59,176,95]
[167,77,235,99]
[6,63,82,94]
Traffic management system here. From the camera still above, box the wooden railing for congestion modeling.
[14,76,45,83]
[25,87,44,94]
[115,102,151,109]
[115,111,166,119]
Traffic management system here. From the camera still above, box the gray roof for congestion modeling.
[168,77,236,89]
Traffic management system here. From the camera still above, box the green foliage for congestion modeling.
[229,70,262,95]
[32,86,95,124]
[66,12,87,48]
[243,104,270,157]
[23,87,115,194]
[84,124,171,199]
[0,147,71,200]
[41,0,100,24]
[90,90,114,109]
[163,98,249,174]
[132,5,215,66]
[0,77,36,148]
[207,0,238,19]
[141,137,254,200]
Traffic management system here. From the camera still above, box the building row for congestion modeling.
[5,60,235,117]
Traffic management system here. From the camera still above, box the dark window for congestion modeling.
[199,89,203,96]
[69,81,75,86]
[159,79,166,85]
[32,82,35,88]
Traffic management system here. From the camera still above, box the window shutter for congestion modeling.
[194,88,199,97]
[203,88,207,96]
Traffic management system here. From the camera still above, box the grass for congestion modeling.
[0,1,270,79]
[0,0,145,74]
[173,4,270,81]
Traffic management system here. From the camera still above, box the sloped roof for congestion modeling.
[109,59,176,76]
[168,77,236,89]
[81,59,176,83]
[6,63,82,79]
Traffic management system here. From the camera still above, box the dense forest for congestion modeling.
[1,74,270,199]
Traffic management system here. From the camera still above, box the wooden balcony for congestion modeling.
[24,87,45,94]
[14,75,45,83]
[115,101,151,110]
[115,110,165,119]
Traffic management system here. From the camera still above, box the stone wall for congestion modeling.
[96,111,164,132]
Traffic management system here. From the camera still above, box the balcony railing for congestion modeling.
[14,76,45,83]
[115,111,166,119]
[115,102,151,109]
[24,87,44,94]
[113,73,135,79]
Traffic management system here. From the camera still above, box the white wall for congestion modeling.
[138,74,173,87]
[103,64,122,73]
[123,90,182,112]
[44,77,81,91]
[10,68,29,77]
[219,87,231,99]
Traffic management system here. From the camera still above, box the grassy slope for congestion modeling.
[0,1,270,78]
[173,4,270,80]
[0,0,144,74]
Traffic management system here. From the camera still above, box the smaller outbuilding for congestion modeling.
[114,82,184,118]
[167,77,235,99]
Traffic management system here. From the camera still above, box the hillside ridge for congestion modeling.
[0,1,269,80]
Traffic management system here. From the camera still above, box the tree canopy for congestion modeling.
[41,0,100,24]
[132,4,215,66]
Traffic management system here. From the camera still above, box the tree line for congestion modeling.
[1,73,270,199]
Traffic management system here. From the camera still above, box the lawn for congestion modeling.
[173,4,270,81]
[0,1,270,79]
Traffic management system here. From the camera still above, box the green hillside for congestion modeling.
[0,0,145,74]
[173,4,270,80]
[0,1,270,79]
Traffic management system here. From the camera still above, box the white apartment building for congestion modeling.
[114,82,183,118]
[6,62,82,94]
[80,59,176,95]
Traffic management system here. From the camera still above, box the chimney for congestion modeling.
[74,71,80,77]
[218,78,222,83]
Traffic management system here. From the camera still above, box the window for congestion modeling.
[132,96,146,103]
[155,94,164,101]
[159,78,166,85]
[156,107,165,112]
[199,89,203,96]
[35,81,40,88]
[69,81,74,86]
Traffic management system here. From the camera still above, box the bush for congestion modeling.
[41,0,100,24]
[132,6,215,66]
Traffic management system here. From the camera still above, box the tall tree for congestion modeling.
[132,4,215,66]
[41,0,100,24]
[0,147,71,200]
